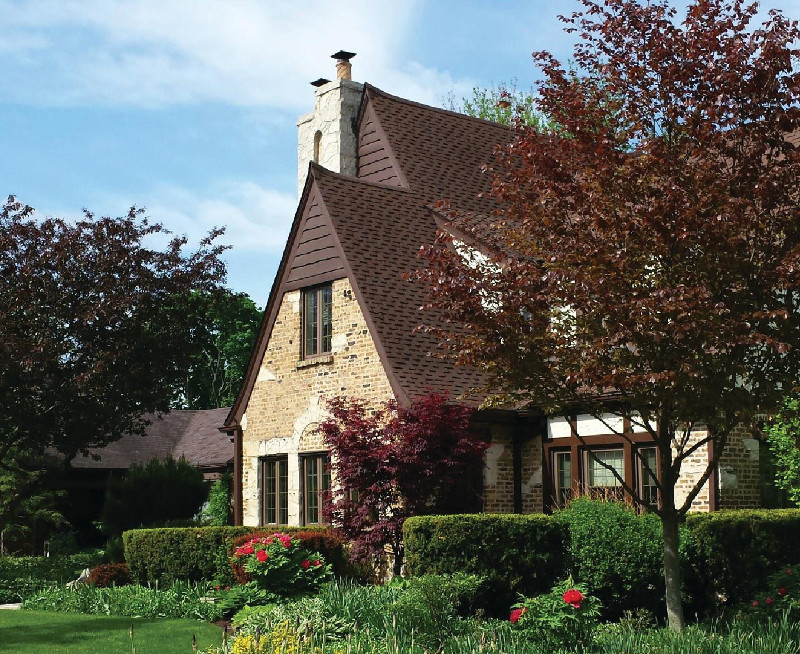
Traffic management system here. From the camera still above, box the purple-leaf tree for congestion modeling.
[319,392,486,576]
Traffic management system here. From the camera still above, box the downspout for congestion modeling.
[232,427,243,525]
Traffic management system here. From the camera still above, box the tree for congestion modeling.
[319,393,487,576]
[416,0,800,630]
[175,291,261,410]
[444,80,546,128]
[0,196,226,529]
[764,395,800,506]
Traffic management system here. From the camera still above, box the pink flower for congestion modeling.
[256,550,269,563]
[301,560,311,570]
[563,589,584,609]
[509,608,526,624]
[766,597,773,606]
[779,587,788,597]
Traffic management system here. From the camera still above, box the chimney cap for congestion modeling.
[310,78,331,87]
[331,50,356,62]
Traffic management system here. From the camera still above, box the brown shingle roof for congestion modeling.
[71,408,232,470]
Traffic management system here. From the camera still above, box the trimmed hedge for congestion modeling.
[404,504,800,618]
[123,526,355,586]
[403,514,569,612]
[683,508,800,611]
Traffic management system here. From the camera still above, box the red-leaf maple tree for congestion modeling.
[319,392,485,576]
[416,0,800,630]
[0,196,227,528]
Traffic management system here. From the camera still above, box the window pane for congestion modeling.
[304,290,318,356]
[278,459,289,524]
[305,458,319,524]
[588,449,624,487]
[321,285,332,353]
[264,460,276,524]
[554,451,572,508]
[639,447,658,508]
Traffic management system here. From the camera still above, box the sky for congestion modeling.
[2,0,800,308]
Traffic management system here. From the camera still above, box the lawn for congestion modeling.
[0,610,223,654]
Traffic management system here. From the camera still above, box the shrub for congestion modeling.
[556,498,664,618]
[511,577,600,651]
[403,513,569,614]
[682,508,800,613]
[0,552,102,603]
[201,473,232,526]
[102,455,208,538]
[87,562,131,588]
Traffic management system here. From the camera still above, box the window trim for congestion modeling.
[300,452,331,525]
[261,456,289,526]
[301,283,333,360]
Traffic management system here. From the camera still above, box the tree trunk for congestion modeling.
[661,507,685,631]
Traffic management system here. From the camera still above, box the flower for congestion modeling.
[779,587,788,597]
[256,550,269,563]
[509,607,527,624]
[215,585,221,590]
[563,588,584,609]
[301,560,311,570]
[313,559,321,567]
[788,568,793,576]
[766,597,773,606]
[753,600,759,607]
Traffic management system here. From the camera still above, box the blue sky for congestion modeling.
[2,0,799,307]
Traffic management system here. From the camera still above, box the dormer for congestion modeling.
[296,51,363,197]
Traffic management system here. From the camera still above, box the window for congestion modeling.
[585,448,625,501]
[301,453,330,525]
[637,446,659,509]
[302,284,332,358]
[261,457,288,525]
[553,450,573,509]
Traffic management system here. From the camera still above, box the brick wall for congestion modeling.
[481,421,544,514]
[717,424,761,509]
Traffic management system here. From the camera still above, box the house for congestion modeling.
[222,53,763,528]
[57,408,232,540]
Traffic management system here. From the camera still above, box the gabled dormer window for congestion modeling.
[302,283,332,358]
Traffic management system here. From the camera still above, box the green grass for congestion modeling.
[0,610,222,654]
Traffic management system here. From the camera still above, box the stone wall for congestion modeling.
[240,277,394,526]
[717,424,761,509]
[481,422,543,514]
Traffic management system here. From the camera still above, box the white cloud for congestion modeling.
[0,0,476,109]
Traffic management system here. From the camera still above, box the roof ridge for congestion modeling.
[309,161,416,193]
[364,82,512,133]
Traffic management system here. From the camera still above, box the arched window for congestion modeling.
[313,130,322,163]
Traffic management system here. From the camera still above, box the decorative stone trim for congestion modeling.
[295,355,334,370]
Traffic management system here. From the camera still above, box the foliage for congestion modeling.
[556,498,664,618]
[122,525,327,586]
[765,396,800,506]
[320,392,486,575]
[511,577,600,650]
[683,509,800,614]
[403,513,569,613]
[0,610,223,654]
[416,0,800,630]
[87,562,131,588]
[0,552,102,603]
[174,290,262,410]
[201,473,233,526]
[21,580,223,620]
[101,456,208,539]
[0,197,226,531]
[229,529,363,586]
[444,79,546,128]
[231,533,331,600]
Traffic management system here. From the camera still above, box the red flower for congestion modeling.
[563,589,584,609]
[788,568,794,576]
[313,559,321,567]
[215,585,221,590]
[779,587,788,597]
[766,597,773,606]
[509,607,527,624]
[256,550,268,563]
[301,560,311,570]
[752,600,759,607]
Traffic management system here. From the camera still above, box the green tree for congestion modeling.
[0,196,226,531]
[444,79,548,128]
[765,395,800,506]
[417,0,800,630]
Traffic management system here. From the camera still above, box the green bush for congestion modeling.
[683,508,800,613]
[556,498,664,618]
[123,525,341,586]
[200,473,232,526]
[0,552,102,603]
[403,513,569,613]
[102,456,208,539]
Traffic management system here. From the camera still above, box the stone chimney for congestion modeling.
[297,51,363,197]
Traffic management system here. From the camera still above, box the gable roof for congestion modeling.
[71,408,232,470]
[226,85,512,426]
